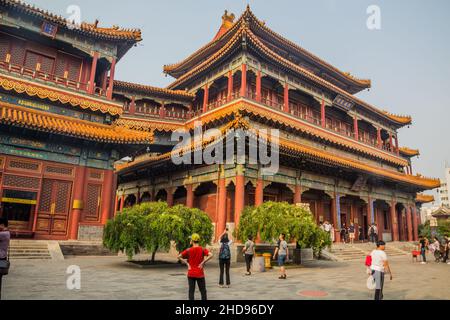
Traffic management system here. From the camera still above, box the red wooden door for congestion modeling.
[36,179,72,236]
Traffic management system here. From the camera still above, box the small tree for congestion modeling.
[103,202,213,262]
[237,201,331,255]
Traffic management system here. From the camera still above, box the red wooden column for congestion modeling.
[113,195,119,217]
[202,84,209,113]
[331,193,340,242]
[234,165,245,232]
[406,206,413,241]
[367,196,374,226]
[129,96,136,114]
[320,99,326,128]
[119,194,125,211]
[106,57,116,100]
[293,184,302,204]
[88,52,99,94]
[166,188,174,207]
[240,64,247,98]
[186,184,194,208]
[377,128,382,149]
[394,135,400,155]
[255,70,262,102]
[227,71,233,102]
[390,200,399,241]
[412,206,419,241]
[353,115,359,141]
[69,166,87,240]
[216,171,227,240]
[283,83,289,113]
[100,169,114,225]
[255,178,264,207]
[160,102,166,119]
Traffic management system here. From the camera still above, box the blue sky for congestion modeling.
[28,0,450,198]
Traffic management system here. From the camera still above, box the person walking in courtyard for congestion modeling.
[273,233,289,279]
[340,223,347,243]
[0,217,11,300]
[418,236,429,264]
[178,233,213,300]
[242,235,255,275]
[348,222,356,244]
[443,235,449,264]
[218,229,232,288]
[358,225,364,243]
[368,224,376,243]
[370,240,393,300]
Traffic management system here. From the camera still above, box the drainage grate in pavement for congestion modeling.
[169,273,186,277]
[298,290,329,297]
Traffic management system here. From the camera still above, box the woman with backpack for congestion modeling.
[218,229,232,288]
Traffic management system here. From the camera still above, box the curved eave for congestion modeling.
[0,73,123,116]
[163,14,245,78]
[415,194,435,204]
[116,117,183,133]
[399,147,420,158]
[117,118,440,190]
[0,102,152,144]
[113,80,194,101]
[245,7,371,92]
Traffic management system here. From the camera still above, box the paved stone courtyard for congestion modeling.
[2,253,450,300]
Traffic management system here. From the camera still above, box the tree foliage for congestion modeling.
[237,201,331,255]
[103,202,213,261]
[419,220,450,239]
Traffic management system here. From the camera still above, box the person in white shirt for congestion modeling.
[370,240,393,300]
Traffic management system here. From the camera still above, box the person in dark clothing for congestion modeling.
[218,229,232,288]
[242,235,255,275]
[358,225,364,242]
[419,236,429,264]
[443,236,449,264]
[0,217,11,300]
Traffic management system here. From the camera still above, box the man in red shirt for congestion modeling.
[178,233,213,300]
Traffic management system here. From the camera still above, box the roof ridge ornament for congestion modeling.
[222,10,235,28]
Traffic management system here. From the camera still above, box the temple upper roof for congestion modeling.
[1,0,142,59]
[164,6,371,94]
[2,0,142,41]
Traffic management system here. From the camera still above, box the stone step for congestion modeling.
[10,256,52,260]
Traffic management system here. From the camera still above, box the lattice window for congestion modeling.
[8,160,40,171]
[0,37,9,62]
[24,51,39,70]
[38,179,53,212]
[55,181,71,215]
[85,184,101,220]
[45,166,73,176]
[3,175,40,189]
[9,41,25,65]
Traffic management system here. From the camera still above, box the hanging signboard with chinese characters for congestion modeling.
[333,95,355,111]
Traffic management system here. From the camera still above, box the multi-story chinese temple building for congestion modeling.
[0,0,151,240]
[116,7,439,242]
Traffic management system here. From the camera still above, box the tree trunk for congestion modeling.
[151,246,158,263]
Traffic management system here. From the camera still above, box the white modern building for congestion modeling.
[438,165,450,207]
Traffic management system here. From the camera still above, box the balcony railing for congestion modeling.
[0,61,106,98]
[200,89,398,155]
